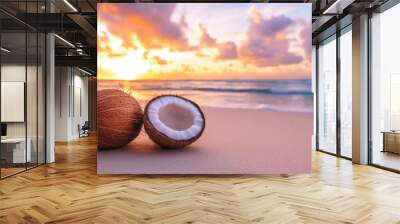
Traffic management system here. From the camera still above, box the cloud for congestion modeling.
[97,24,129,58]
[98,3,191,51]
[195,7,305,66]
[238,8,303,67]
[299,20,312,61]
[151,56,168,65]
[199,24,217,46]
[216,42,238,60]
[198,24,238,60]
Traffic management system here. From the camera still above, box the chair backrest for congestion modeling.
[82,121,90,129]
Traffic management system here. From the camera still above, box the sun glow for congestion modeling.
[99,51,150,80]
[98,28,150,80]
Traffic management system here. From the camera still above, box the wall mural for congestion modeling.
[97,3,312,174]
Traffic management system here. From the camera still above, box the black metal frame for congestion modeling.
[336,25,341,158]
[315,44,319,151]
[367,10,373,166]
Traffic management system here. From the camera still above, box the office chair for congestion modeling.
[79,121,90,138]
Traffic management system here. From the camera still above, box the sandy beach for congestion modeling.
[98,107,313,174]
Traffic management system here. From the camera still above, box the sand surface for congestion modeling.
[98,107,313,174]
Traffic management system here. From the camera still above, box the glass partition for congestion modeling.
[317,35,337,154]
[0,1,46,179]
[339,27,352,158]
[370,3,400,171]
[0,30,28,177]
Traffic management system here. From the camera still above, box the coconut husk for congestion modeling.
[98,89,143,149]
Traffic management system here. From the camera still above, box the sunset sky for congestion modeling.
[97,3,311,80]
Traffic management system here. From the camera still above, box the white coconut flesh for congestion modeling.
[147,96,204,141]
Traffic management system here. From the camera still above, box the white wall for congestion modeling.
[72,73,89,138]
[1,82,25,122]
[54,67,89,141]
[55,67,70,141]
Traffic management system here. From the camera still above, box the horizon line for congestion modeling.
[98,78,312,82]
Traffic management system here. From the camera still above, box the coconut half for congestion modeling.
[144,95,205,149]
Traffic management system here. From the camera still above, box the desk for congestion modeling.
[382,131,400,154]
[1,138,31,163]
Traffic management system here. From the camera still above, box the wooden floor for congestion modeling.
[372,150,400,171]
[1,167,26,178]
[1,136,400,224]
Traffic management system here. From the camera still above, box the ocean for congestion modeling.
[98,79,313,113]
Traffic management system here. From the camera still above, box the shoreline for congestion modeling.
[98,80,314,113]
[138,103,314,114]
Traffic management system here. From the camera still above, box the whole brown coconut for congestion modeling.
[98,89,143,149]
[144,95,205,149]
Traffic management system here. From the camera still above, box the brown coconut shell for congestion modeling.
[144,95,205,149]
[97,89,143,149]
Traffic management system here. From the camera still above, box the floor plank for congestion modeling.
[1,135,400,224]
